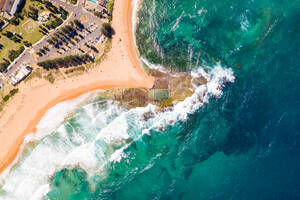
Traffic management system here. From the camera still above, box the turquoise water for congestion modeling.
[1,0,300,199]
[89,0,97,4]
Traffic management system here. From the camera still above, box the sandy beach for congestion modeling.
[0,0,154,174]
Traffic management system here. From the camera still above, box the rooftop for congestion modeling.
[0,0,23,16]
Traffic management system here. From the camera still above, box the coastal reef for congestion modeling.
[99,69,208,110]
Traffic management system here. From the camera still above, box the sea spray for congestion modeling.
[141,57,167,72]
[49,0,300,199]
[131,0,140,46]
[0,92,102,199]
[0,63,234,200]
[0,0,237,197]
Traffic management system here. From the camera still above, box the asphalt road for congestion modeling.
[4,0,103,78]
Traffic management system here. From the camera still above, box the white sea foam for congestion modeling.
[0,92,89,182]
[171,13,184,31]
[142,63,235,132]
[240,13,250,31]
[132,0,140,46]
[0,65,234,200]
[141,57,167,72]
[0,92,102,200]
[0,0,236,197]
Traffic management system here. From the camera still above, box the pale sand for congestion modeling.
[0,0,154,173]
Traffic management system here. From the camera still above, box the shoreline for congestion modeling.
[0,0,154,174]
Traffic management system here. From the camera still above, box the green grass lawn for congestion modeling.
[70,0,77,5]
[0,1,45,62]
[107,0,114,11]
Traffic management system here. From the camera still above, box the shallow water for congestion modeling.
[1,0,300,199]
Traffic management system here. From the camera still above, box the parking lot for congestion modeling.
[2,0,104,80]
[36,21,103,62]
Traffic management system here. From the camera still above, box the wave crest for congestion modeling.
[0,63,234,200]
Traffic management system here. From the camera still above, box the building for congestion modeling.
[10,64,32,86]
[0,0,23,17]
[38,11,50,23]
[85,0,107,12]
[98,0,108,7]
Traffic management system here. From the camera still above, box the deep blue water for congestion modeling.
[47,0,300,199]
[1,0,299,199]
[134,0,300,199]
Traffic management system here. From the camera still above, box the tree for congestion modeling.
[36,52,43,56]
[61,26,70,34]
[8,46,25,62]
[39,48,46,55]
[4,31,21,43]
[44,1,59,14]
[73,19,84,29]
[43,46,50,51]
[28,6,39,20]
[0,59,10,72]
[4,31,14,38]
[0,20,5,29]
[59,6,68,20]
[48,18,63,29]
[101,23,114,38]
[24,41,32,47]
[10,17,19,25]
[39,29,48,35]
[90,45,98,53]
[94,11,104,19]
[39,25,49,34]
[37,54,93,69]
[47,38,55,45]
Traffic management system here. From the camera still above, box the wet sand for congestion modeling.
[0,0,153,174]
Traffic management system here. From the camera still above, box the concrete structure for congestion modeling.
[85,0,107,12]
[85,0,100,12]
[98,0,107,6]
[0,0,23,16]
[38,11,50,23]
[149,89,169,100]
[10,64,32,86]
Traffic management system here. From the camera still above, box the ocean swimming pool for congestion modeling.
[1,0,300,199]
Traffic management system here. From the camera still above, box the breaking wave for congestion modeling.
[0,63,234,200]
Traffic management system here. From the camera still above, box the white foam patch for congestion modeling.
[240,13,250,31]
[171,13,184,31]
[141,57,167,72]
[96,113,129,144]
[109,146,127,163]
[109,63,235,161]
[132,0,140,46]
[0,63,235,200]
[0,92,114,200]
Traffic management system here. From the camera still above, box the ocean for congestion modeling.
[1,0,300,199]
